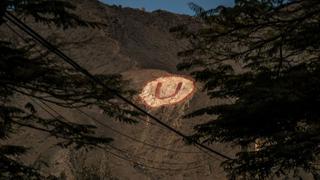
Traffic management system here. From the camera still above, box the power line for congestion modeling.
[5,11,230,177]
[107,144,203,166]
[6,20,164,129]
[5,21,208,157]
[32,99,205,170]
[35,100,219,170]
[99,145,204,172]
[4,11,232,178]
[4,22,163,129]
[75,107,201,154]
[28,98,204,171]
[4,21,30,42]
[36,99,201,154]
[3,11,232,160]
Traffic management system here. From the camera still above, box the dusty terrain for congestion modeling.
[0,0,237,179]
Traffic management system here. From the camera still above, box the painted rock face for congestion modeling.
[139,75,196,108]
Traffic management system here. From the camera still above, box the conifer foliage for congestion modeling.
[173,0,320,178]
[0,0,139,179]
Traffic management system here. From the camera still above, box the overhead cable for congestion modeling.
[4,11,232,160]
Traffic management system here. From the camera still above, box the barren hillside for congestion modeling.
[0,1,237,179]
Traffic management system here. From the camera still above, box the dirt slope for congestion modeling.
[0,1,238,179]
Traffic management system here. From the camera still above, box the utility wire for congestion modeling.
[36,99,202,154]
[5,12,232,177]
[32,99,205,170]
[4,21,31,42]
[5,21,166,129]
[107,143,203,166]
[99,145,203,172]
[75,107,201,154]
[5,11,229,176]
[4,11,232,160]
[35,100,216,170]
[5,21,207,157]
[5,21,163,129]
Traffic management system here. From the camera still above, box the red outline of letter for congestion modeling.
[155,82,183,100]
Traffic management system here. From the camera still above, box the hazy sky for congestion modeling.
[100,0,234,15]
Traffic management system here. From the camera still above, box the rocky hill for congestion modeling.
[0,1,237,179]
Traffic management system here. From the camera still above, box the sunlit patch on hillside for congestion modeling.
[139,75,196,108]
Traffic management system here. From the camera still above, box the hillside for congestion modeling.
[0,1,235,179]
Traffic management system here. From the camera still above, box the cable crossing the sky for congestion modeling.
[4,21,208,155]
[31,99,207,171]
[3,11,232,161]
[36,99,202,154]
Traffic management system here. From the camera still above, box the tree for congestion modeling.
[172,0,320,179]
[0,1,140,179]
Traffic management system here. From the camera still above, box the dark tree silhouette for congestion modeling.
[0,0,140,179]
[172,0,320,179]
